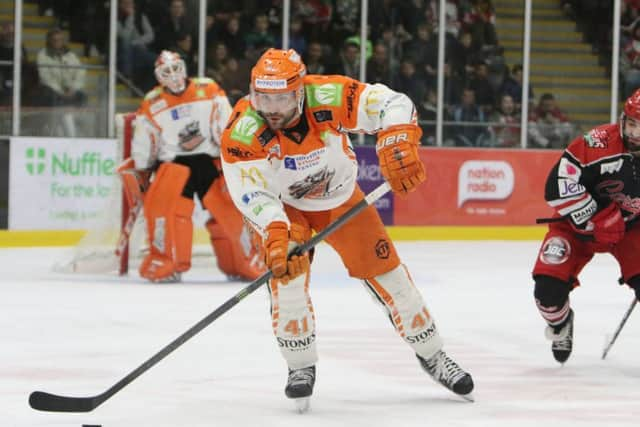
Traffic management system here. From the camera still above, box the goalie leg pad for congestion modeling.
[139,163,194,282]
[362,264,443,360]
[203,176,266,281]
[268,272,318,370]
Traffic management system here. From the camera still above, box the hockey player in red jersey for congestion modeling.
[123,50,266,283]
[220,48,474,410]
[532,89,640,363]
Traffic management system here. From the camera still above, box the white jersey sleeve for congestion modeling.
[221,157,290,234]
[345,83,417,134]
[131,114,159,170]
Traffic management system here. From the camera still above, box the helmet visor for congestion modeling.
[251,90,298,115]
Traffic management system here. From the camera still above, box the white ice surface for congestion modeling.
[1,242,639,427]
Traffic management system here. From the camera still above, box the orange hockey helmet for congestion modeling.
[154,50,187,94]
[250,48,306,128]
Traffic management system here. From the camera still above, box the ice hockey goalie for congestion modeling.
[125,50,265,283]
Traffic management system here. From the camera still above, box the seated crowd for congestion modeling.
[0,0,577,147]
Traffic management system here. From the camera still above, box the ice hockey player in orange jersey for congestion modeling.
[220,48,474,411]
[126,50,265,283]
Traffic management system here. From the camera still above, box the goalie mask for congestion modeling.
[250,48,306,130]
[155,50,187,94]
[621,88,640,155]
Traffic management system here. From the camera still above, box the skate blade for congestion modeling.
[460,393,475,402]
[293,397,311,413]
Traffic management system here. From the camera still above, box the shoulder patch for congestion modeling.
[584,127,608,148]
[305,83,343,107]
[144,87,163,101]
[192,77,214,85]
[313,110,333,123]
[258,128,276,146]
[230,107,264,145]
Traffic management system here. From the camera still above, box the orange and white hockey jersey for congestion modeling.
[220,74,417,233]
[132,77,232,169]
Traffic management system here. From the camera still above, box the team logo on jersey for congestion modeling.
[226,146,253,159]
[288,165,336,199]
[558,157,581,180]
[346,82,358,120]
[231,109,263,145]
[375,239,390,259]
[283,149,325,172]
[149,98,167,114]
[284,157,297,170]
[584,128,608,148]
[558,178,585,197]
[539,236,571,265]
[170,104,192,120]
[178,121,204,151]
[600,159,624,175]
[306,83,342,107]
[570,199,597,224]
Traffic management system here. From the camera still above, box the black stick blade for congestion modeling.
[29,391,100,412]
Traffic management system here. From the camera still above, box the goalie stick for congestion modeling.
[29,182,392,413]
[601,297,637,360]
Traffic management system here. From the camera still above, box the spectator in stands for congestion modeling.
[392,58,426,108]
[468,61,496,114]
[245,15,275,51]
[218,16,246,59]
[367,43,394,86]
[500,64,534,110]
[0,22,37,106]
[304,41,328,75]
[451,88,489,147]
[622,21,640,97]
[154,0,195,52]
[172,31,196,75]
[37,28,87,137]
[489,94,521,147]
[328,41,359,79]
[528,93,574,149]
[450,31,480,80]
[462,0,498,49]
[417,87,438,146]
[403,23,438,86]
[117,0,156,90]
[443,61,465,111]
[330,0,359,48]
[277,15,307,56]
[206,42,229,83]
[220,56,250,105]
[293,0,332,42]
[37,28,87,108]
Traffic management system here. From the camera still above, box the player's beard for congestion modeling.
[262,108,299,130]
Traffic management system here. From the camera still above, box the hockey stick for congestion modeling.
[601,297,637,360]
[29,182,392,413]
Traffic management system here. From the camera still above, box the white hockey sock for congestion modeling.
[269,272,317,370]
[362,264,443,360]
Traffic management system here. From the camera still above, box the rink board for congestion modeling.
[0,226,548,247]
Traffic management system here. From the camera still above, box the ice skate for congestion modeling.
[418,350,474,401]
[285,365,315,413]
[545,309,574,364]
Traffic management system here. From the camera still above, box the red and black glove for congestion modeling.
[591,203,625,245]
[376,124,426,195]
[264,221,310,284]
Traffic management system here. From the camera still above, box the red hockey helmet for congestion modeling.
[621,88,640,154]
[250,48,306,129]
[154,50,187,94]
